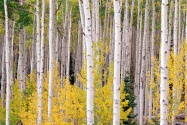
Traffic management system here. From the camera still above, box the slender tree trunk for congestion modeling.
[1,43,5,108]
[36,0,41,94]
[113,0,122,125]
[160,0,169,124]
[172,0,178,124]
[48,0,55,120]
[38,0,45,123]
[185,3,187,124]
[139,0,149,124]
[149,0,155,121]
[4,0,11,123]
[82,0,94,124]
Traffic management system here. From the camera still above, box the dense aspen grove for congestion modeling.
[1,0,187,125]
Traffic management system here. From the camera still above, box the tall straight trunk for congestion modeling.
[36,0,41,94]
[1,43,5,108]
[48,0,55,120]
[4,0,11,124]
[92,0,96,42]
[172,0,178,124]
[149,0,155,120]
[95,0,99,42]
[66,9,72,77]
[168,0,174,51]
[136,12,143,120]
[113,0,122,125]
[139,0,149,124]
[38,0,45,123]
[134,0,141,116]
[31,16,36,73]
[82,0,94,124]
[78,0,86,63]
[160,0,169,124]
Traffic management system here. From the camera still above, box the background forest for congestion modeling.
[0,0,187,125]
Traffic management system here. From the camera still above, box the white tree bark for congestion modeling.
[82,0,94,124]
[48,0,55,120]
[139,0,149,124]
[66,9,72,77]
[4,0,11,124]
[38,0,45,123]
[160,0,169,124]
[1,42,5,108]
[113,0,122,125]
[149,0,155,120]
[36,0,41,94]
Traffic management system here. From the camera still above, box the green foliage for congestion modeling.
[0,0,33,28]
[122,74,137,125]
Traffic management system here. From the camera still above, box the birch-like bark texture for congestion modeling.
[172,0,178,124]
[1,43,5,108]
[31,16,36,73]
[113,0,122,124]
[139,0,149,124]
[66,9,72,77]
[4,0,11,124]
[168,0,174,52]
[82,0,94,124]
[149,0,155,120]
[36,0,41,94]
[48,0,55,120]
[38,0,45,123]
[160,0,169,124]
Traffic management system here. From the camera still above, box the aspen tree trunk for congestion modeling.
[37,0,45,123]
[113,0,122,125]
[78,0,86,63]
[18,29,24,91]
[168,0,174,51]
[134,0,140,115]
[172,0,178,124]
[48,0,55,120]
[160,0,169,124]
[92,0,96,42]
[149,0,155,120]
[61,0,68,85]
[124,0,129,78]
[31,16,36,73]
[136,11,143,120]
[139,0,149,124]
[174,0,178,55]
[1,43,5,108]
[4,0,11,123]
[95,0,99,42]
[36,0,41,94]
[66,9,72,77]
[82,0,94,124]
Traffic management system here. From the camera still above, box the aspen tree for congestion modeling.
[66,9,72,77]
[113,0,122,124]
[172,0,178,124]
[38,0,45,123]
[95,0,99,42]
[48,0,55,120]
[134,0,141,115]
[31,16,36,73]
[168,0,174,51]
[4,0,11,124]
[160,0,169,124]
[139,0,149,124]
[36,0,41,94]
[82,0,94,124]
[149,0,155,120]
[1,43,5,108]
